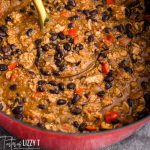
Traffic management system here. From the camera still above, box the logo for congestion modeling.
[0,136,40,150]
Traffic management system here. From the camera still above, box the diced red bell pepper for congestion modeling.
[8,62,18,71]
[105,111,120,123]
[68,29,77,37]
[73,36,78,44]
[85,125,97,131]
[75,88,85,95]
[119,37,131,46]
[101,63,109,75]
[104,34,114,45]
[107,0,115,5]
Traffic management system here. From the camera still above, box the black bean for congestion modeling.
[64,43,71,51]
[68,37,74,43]
[48,80,58,86]
[71,107,82,115]
[5,16,12,22]
[125,8,131,17]
[126,30,133,38]
[73,121,79,128]
[37,122,45,128]
[12,106,23,115]
[58,83,65,91]
[82,10,90,17]
[84,92,90,99]
[104,27,111,33]
[37,86,45,92]
[141,81,148,90]
[68,23,74,29]
[20,8,26,13]
[67,102,72,107]
[38,80,47,86]
[114,24,124,33]
[1,46,10,53]
[78,123,87,132]
[55,59,63,67]
[57,99,67,105]
[9,84,17,91]
[88,35,94,43]
[78,44,84,50]
[72,94,81,104]
[107,7,112,12]
[40,68,51,76]
[0,64,8,71]
[15,114,24,120]
[125,23,132,30]
[26,28,33,37]
[105,82,112,89]
[65,0,76,10]
[127,98,134,107]
[49,89,59,94]
[0,103,3,110]
[42,44,50,51]
[58,32,66,40]
[57,5,65,12]
[68,0,76,7]
[28,11,34,16]
[15,98,25,105]
[119,60,128,68]
[102,45,109,51]
[10,44,17,50]
[102,11,110,21]
[98,51,107,58]
[97,91,105,97]
[35,58,40,66]
[55,45,65,56]
[67,83,76,89]
[124,67,133,74]
[36,47,42,59]
[77,9,83,13]
[68,15,80,21]
[38,104,47,109]
[59,64,66,71]
[0,31,7,38]
[144,93,150,109]
[90,10,98,17]
[55,45,61,53]
[96,4,103,9]
[0,25,7,33]
[35,39,42,47]
[52,70,60,76]
[104,76,114,82]
[50,33,58,41]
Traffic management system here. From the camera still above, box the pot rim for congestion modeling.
[0,111,149,136]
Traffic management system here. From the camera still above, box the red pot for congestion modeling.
[0,111,149,150]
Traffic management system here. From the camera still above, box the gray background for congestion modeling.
[103,123,150,150]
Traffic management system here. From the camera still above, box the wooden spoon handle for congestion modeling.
[33,0,49,29]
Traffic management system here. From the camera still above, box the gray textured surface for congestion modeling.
[103,123,150,150]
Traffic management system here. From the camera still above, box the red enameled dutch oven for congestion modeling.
[0,112,150,150]
[0,1,150,150]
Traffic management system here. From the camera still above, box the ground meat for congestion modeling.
[19,52,36,69]
[0,0,149,133]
